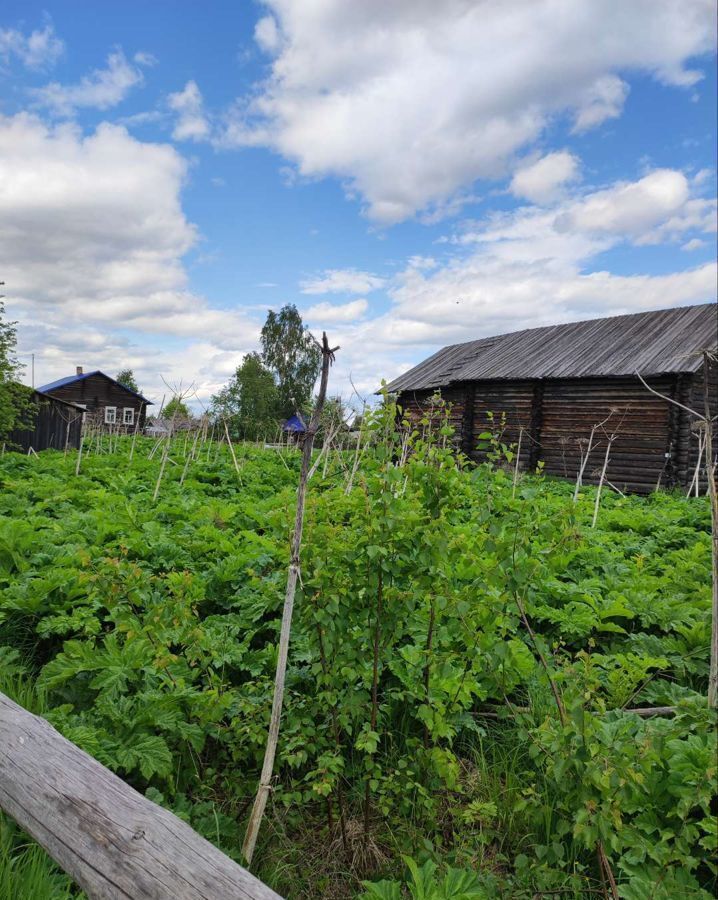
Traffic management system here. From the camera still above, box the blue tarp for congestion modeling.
[282,413,307,433]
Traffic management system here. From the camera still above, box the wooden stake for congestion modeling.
[703,355,718,709]
[128,403,143,466]
[512,427,523,499]
[591,437,614,528]
[242,333,338,866]
[224,420,241,477]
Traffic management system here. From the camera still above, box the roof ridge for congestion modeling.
[383,302,717,392]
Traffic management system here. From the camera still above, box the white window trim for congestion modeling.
[123,407,135,425]
[104,406,117,424]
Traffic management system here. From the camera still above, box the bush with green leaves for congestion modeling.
[0,407,714,899]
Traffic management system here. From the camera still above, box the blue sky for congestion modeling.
[1,1,716,407]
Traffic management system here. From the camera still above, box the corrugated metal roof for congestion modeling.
[385,304,717,392]
[38,370,152,404]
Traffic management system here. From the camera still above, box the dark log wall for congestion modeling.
[397,368,718,494]
[8,395,83,453]
[471,380,536,469]
[540,376,674,492]
[47,376,147,433]
[684,359,718,493]
[397,387,467,452]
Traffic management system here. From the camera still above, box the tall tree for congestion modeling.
[116,368,140,394]
[261,305,321,418]
[0,299,32,442]
[210,352,279,441]
[163,396,191,421]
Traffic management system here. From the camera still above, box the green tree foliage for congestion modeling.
[163,396,191,421]
[260,304,321,418]
[116,369,140,394]
[0,300,32,443]
[210,352,279,441]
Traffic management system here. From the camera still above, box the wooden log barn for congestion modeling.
[7,390,84,453]
[38,367,152,433]
[385,303,717,493]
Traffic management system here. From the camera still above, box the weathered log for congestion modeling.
[0,691,282,900]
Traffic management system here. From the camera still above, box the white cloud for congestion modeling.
[168,80,210,141]
[555,169,692,237]
[133,51,158,67]
[572,75,629,132]
[31,49,145,116]
[510,151,580,204]
[219,0,715,223]
[318,167,717,395]
[300,268,385,294]
[0,22,64,70]
[0,113,259,404]
[305,298,369,323]
[255,16,280,53]
[681,237,707,251]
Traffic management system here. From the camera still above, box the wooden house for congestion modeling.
[385,304,717,493]
[38,368,152,432]
[7,390,84,453]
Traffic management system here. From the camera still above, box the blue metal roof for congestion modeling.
[38,370,152,404]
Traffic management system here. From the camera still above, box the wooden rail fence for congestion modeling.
[0,691,282,900]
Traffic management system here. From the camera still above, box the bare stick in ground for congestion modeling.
[573,414,613,502]
[128,402,144,466]
[74,433,84,476]
[242,332,338,866]
[591,435,615,528]
[702,353,718,708]
[180,428,201,485]
[636,361,718,708]
[224,418,241,477]
[512,426,524,499]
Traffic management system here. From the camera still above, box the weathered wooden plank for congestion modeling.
[0,692,282,900]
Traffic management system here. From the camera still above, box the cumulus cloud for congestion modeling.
[510,151,580,204]
[572,75,630,132]
[31,49,146,115]
[300,268,386,294]
[168,80,210,141]
[318,167,717,396]
[219,0,715,223]
[305,298,369,323]
[0,113,258,403]
[0,22,64,70]
[555,169,691,237]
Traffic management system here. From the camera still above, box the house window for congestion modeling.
[123,408,135,425]
[104,406,117,424]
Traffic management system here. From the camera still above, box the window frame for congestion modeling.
[123,407,135,425]
[104,406,117,424]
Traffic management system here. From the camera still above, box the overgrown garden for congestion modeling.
[0,402,715,898]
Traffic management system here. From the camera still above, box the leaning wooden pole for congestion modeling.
[242,333,338,866]
[703,353,718,709]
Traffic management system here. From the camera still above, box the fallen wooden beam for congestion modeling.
[0,691,282,900]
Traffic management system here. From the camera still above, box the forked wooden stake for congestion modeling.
[636,361,717,708]
[242,333,338,866]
